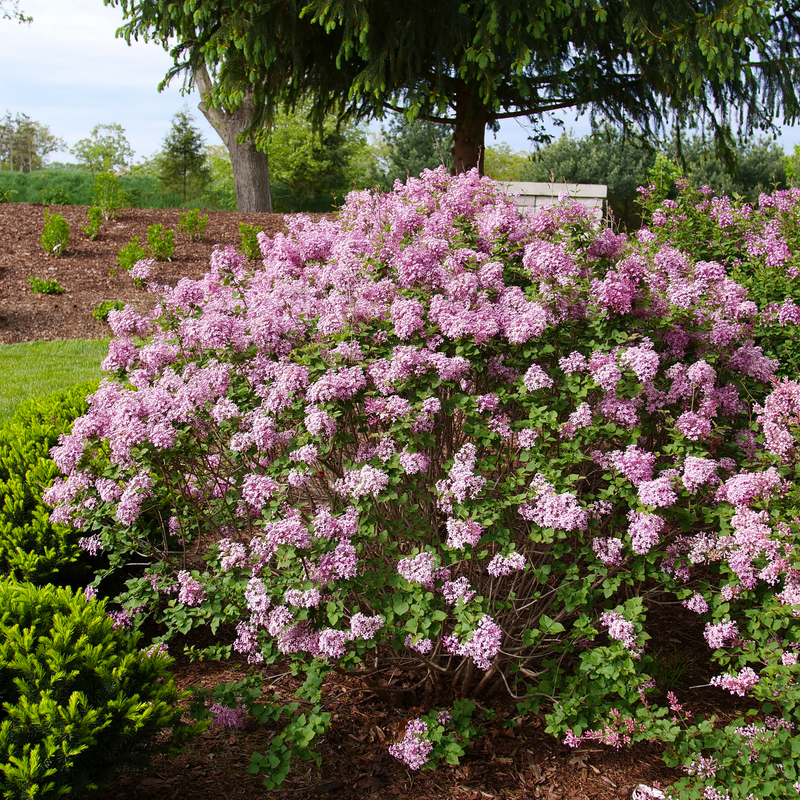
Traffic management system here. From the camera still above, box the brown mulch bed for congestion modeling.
[1,202,688,799]
[101,653,681,800]
[0,202,326,345]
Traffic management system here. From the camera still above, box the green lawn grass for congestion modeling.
[0,338,108,421]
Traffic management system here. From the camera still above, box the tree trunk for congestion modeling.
[195,63,273,213]
[452,82,488,175]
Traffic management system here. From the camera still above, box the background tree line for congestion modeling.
[0,105,795,220]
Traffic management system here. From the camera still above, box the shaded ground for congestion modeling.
[1,201,693,799]
[102,653,682,800]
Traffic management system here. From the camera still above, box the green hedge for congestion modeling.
[0,170,187,210]
[0,384,97,584]
[0,578,185,799]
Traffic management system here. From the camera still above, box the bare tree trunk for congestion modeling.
[195,63,273,213]
[452,82,488,175]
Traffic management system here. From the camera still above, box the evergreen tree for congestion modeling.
[159,109,210,204]
[107,0,800,175]
[379,116,453,185]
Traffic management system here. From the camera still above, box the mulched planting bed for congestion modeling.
[0,202,329,344]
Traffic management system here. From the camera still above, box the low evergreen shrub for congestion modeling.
[0,383,97,584]
[39,209,70,258]
[178,209,209,241]
[82,206,102,241]
[92,300,125,322]
[0,577,187,799]
[238,223,263,259]
[146,224,175,261]
[37,186,72,206]
[115,236,147,276]
[91,170,125,221]
[28,277,64,296]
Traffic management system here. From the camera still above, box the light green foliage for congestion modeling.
[81,206,102,240]
[268,103,382,211]
[238,223,263,259]
[0,167,230,210]
[523,129,656,228]
[38,208,70,257]
[0,188,15,202]
[0,112,64,172]
[159,108,210,204]
[0,578,187,799]
[0,384,95,582]
[70,122,134,175]
[483,143,529,181]
[203,145,236,210]
[377,115,453,186]
[146,223,175,261]
[92,300,125,322]
[647,152,683,202]
[91,168,126,220]
[116,235,147,274]
[36,186,71,205]
[785,144,800,186]
[0,339,106,422]
[28,276,64,295]
[178,208,209,240]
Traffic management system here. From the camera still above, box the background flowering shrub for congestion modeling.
[46,168,800,795]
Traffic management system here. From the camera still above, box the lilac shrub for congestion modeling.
[46,168,800,794]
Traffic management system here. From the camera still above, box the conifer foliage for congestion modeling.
[158,108,209,204]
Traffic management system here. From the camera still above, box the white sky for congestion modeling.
[1,0,799,164]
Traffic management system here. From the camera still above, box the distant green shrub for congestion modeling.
[0,383,96,583]
[0,578,188,799]
[82,206,102,240]
[28,276,64,295]
[239,222,263,259]
[115,235,147,275]
[39,208,70,257]
[146,223,175,261]
[92,300,125,322]
[37,186,72,206]
[92,169,125,220]
[178,208,209,240]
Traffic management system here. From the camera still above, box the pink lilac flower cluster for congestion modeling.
[710,666,760,696]
[486,551,526,577]
[704,619,739,650]
[442,615,502,670]
[519,475,588,532]
[600,611,642,657]
[209,703,248,729]
[564,709,647,749]
[176,571,206,607]
[388,718,434,770]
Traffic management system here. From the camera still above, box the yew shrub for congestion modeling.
[46,169,800,796]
